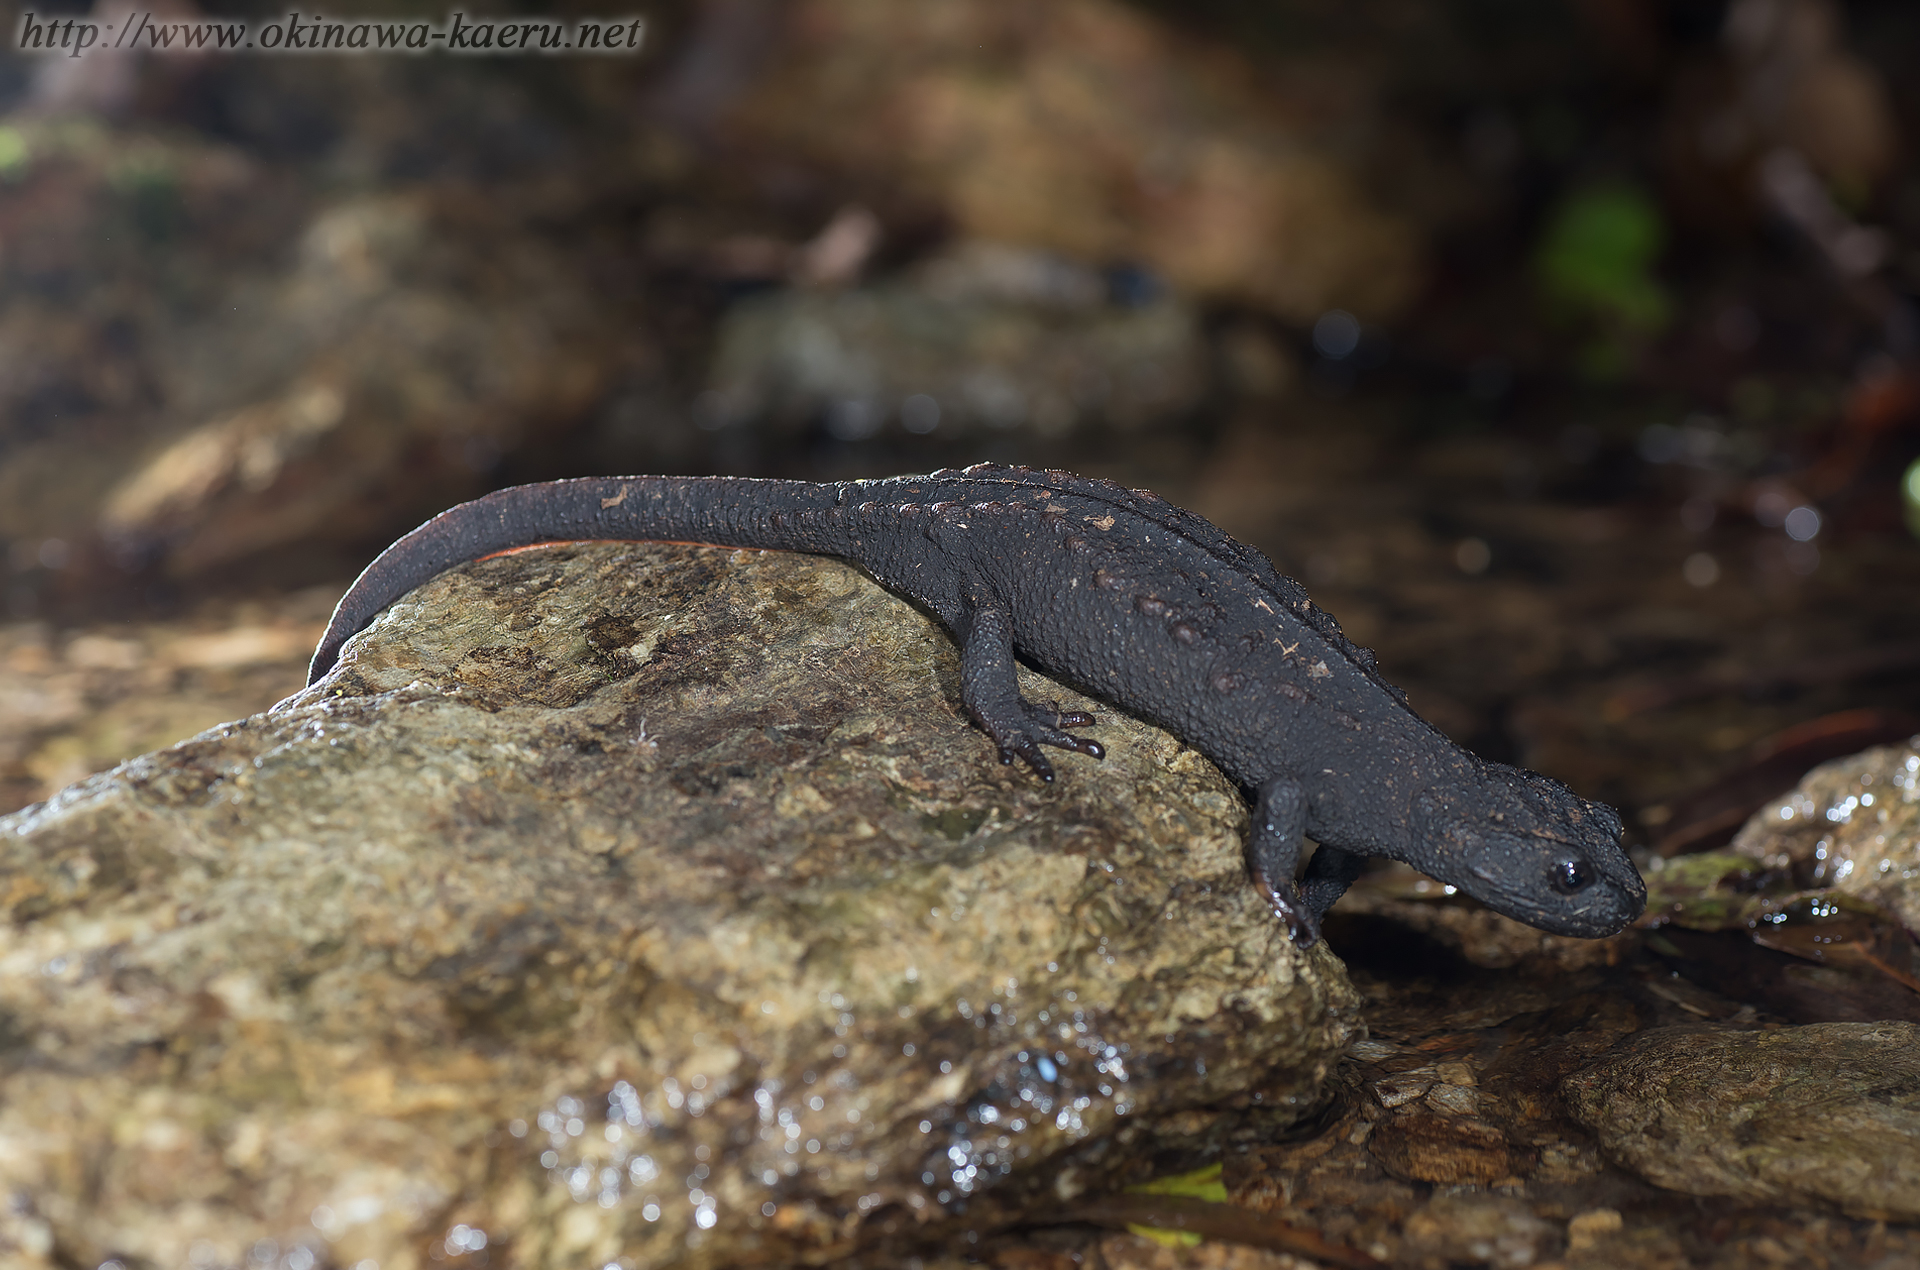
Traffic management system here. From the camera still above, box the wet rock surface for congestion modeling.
[1562,1022,1920,1221]
[1731,735,1920,930]
[0,543,1359,1268]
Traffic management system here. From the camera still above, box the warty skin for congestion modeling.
[309,464,1646,946]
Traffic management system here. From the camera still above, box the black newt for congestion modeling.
[307,464,1645,946]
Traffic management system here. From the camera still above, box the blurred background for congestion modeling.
[1,0,1917,853]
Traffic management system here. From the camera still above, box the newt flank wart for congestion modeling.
[307,464,1646,946]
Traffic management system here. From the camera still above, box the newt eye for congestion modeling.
[1551,859,1595,894]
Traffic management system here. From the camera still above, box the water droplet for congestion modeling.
[1313,310,1361,360]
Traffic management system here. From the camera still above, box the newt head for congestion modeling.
[1413,771,1645,938]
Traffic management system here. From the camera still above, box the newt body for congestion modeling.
[309,465,1644,944]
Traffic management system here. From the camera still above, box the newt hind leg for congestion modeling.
[959,606,1104,781]
[1299,843,1366,920]
[1249,776,1320,945]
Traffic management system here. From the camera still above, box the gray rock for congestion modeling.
[1561,1022,1920,1221]
[1730,735,1920,931]
[0,543,1358,1268]
[702,243,1208,441]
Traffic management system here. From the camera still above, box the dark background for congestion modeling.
[1,0,1917,835]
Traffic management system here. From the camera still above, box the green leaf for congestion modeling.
[1125,1162,1227,1246]
[1535,185,1672,336]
